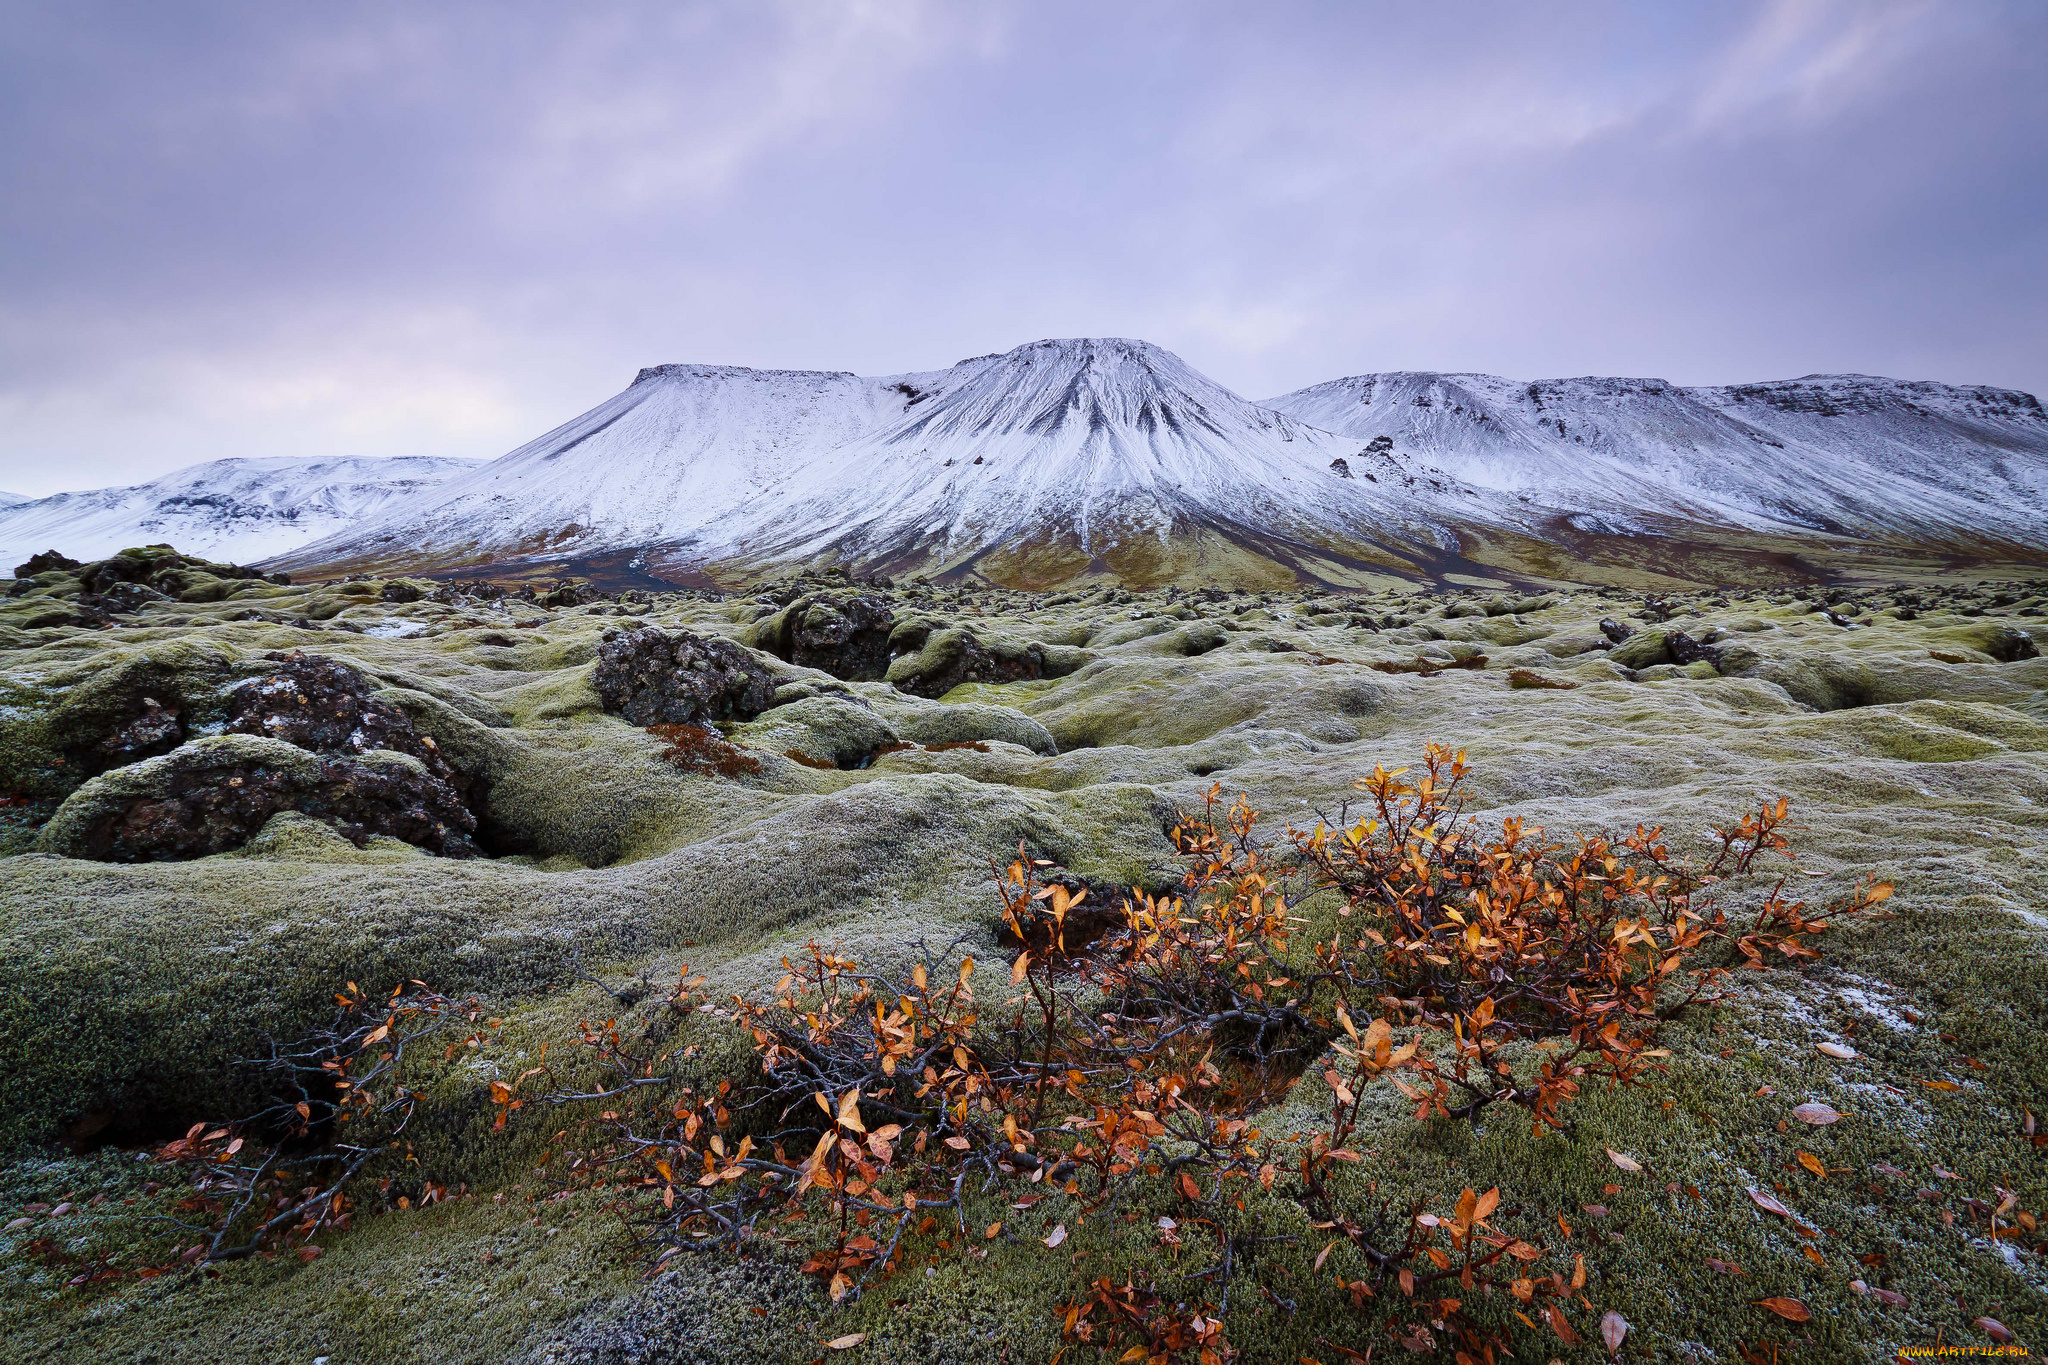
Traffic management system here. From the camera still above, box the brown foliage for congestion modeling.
[503,746,1889,1354]
[1371,654,1488,676]
[1506,668,1578,690]
[646,723,763,777]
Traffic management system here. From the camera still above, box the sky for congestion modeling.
[1,0,2043,497]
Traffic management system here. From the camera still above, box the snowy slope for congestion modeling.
[0,455,480,572]
[0,492,27,509]
[292,364,940,567]
[273,341,2048,586]
[721,338,1473,567]
[285,340,1477,580]
[1266,372,2048,547]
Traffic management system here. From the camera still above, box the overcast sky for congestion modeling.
[1,0,2042,497]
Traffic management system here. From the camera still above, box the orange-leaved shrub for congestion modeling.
[498,745,1891,1362]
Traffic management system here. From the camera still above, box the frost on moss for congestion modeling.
[3,569,2047,1361]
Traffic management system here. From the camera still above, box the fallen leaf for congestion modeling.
[1755,1297,1810,1323]
[1976,1318,2014,1345]
[1747,1188,1794,1219]
[1801,1246,1827,1267]
[1920,1079,1961,1092]
[1605,1148,1643,1173]
[1544,1304,1580,1345]
[985,1221,1002,1240]
[1601,1311,1630,1356]
[1872,1288,1908,1307]
[1705,1258,1747,1276]
[1794,1151,1827,1178]
[1043,1223,1066,1248]
[1815,1042,1856,1060]
[825,1333,867,1350]
[1791,1103,1842,1125]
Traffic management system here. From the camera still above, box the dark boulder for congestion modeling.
[593,627,778,726]
[223,651,464,788]
[1666,630,1717,666]
[35,735,479,862]
[1984,625,2039,663]
[1598,618,1634,644]
[756,593,896,680]
[85,581,171,613]
[13,550,81,578]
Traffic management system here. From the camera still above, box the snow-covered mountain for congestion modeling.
[283,339,1489,585]
[0,492,28,509]
[0,455,480,572]
[1264,372,2048,550]
[28,340,2041,589]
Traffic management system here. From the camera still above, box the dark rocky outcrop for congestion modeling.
[1982,625,2039,662]
[225,651,465,789]
[754,592,896,680]
[593,627,778,726]
[12,550,81,578]
[34,735,479,862]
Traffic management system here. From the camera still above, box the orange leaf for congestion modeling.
[1794,1151,1827,1179]
[1755,1297,1810,1322]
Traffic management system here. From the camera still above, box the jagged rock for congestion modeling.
[1666,630,1717,667]
[34,734,479,861]
[224,651,463,787]
[1598,617,1634,643]
[13,550,81,578]
[380,580,426,604]
[593,626,777,726]
[93,696,185,769]
[74,545,281,598]
[1983,625,2039,662]
[753,592,896,680]
[84,581,170,613]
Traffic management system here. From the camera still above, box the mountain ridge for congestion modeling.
[10,338,2045,590]
[0,455,481,572]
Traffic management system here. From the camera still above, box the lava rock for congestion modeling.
[1984,625,2039,662]
[34,734,480,862]
[593,627,778,726]
[1666,630,1717,666]
[86,581,171,613]
[754,592,896,680]
[93,696,186,769]
[223,651,463,787]
[1598,617,1634,643]
[380,580,426,603]
[13,550,81,578]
